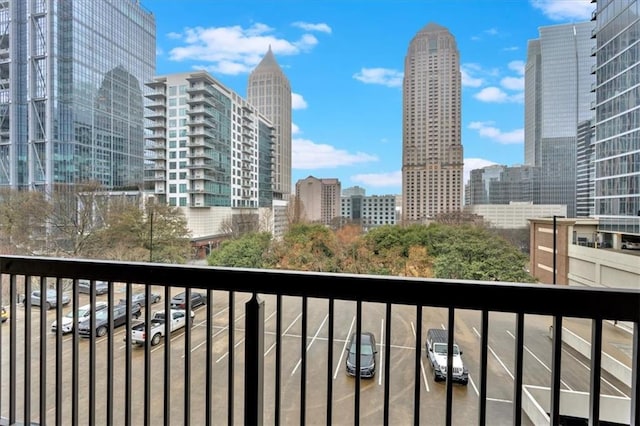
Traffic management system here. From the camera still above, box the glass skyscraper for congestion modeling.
[524,21,596,218]
[402,23,463,222]
[592,0,639,233]
[0,0,155,192]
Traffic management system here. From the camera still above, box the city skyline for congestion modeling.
[145,0,595,195]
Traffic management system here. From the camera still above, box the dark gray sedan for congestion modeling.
[78,303,142,337]
[345,332,377,378]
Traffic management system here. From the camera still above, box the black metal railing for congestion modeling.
[0,255,638,425]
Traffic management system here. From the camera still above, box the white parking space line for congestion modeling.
[410,321,429,392]
[333,315,356,379]
[505,330,573,391]
[290,314,329,376]
[472,327,514,380]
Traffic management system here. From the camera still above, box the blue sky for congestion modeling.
[143,0,594,195]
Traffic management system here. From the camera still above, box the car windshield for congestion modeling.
[95,310,108,321]
[349,337,374,355]
[433,343,460,355]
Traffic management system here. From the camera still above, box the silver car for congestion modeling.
[31,289,71,310]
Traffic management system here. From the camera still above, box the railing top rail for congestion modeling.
[1,255,638,322]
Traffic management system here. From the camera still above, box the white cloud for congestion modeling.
[503,46,519,52]
[167,23,324,75]
[468,121,524,145]
[461,67,483,88]
[474,86,523,103]
[291,123,300,135]
[293,139,378,169]
[463,158,498,184]
[530,0,594,21]
[291,21,332,34]
[501,76,524,91]
[351,171,402,188]
[508,60,525,75]
[292,93,307,110]
[353,68,403,88]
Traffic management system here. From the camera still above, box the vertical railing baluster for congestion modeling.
[144,283,151,426]
[275,294,282,426]
[206,288,213,426]
[24,276,32,425]
[164,284,172,426]
[479,310,489,426]
[9,275,16,425]
[125,282,132,426]
[300,295,308,426]
[228,291,235,426]
[326,298,334,426]
[512,312,524,425]
[72,278,79,426]
[55,277,63,426]
[383,303,391,426]
[39,277,48,425]
[244,293,264,426]
[630,322,639,426]
[550,315,563,425]
[414,305,422,426]
[445,309,454,426]
[354,300,362,426]
[107,282,114,426]
[184,288,192,426]
[589,319,603,424]
[89,281,96,426]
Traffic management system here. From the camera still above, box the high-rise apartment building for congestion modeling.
[0,1,155,191]
[295,176,340,225]
[524,22,596,218]
[144,71,274,235]
[247,47,292,200]
[402,23,463,222]
[592,0,639,231]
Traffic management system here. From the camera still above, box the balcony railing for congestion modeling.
[0,255,638,425]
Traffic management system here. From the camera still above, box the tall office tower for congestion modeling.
[402,23,463,223]
[295,176,340,225]
[247,46,292,201]
[575,120,595,217]
[0,1,155,192]
[144,71,274,234]
[524,22,596,218]
[592,0,639,232]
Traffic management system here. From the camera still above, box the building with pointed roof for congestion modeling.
[247,46,293,201]
[402,22,463,222]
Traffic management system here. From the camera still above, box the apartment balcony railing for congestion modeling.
[0,255,638,425]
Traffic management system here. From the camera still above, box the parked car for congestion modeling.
[31,289,71,310]
[51,301,109,334]
[425,328,468,385]
[345,332,377,378]
[1,306,7,323]
[78,279,109,295]
[119,291,161,309]
[621,240,640,250]
[78,303,142,337]
[170,291,206,309]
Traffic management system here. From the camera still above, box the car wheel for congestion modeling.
[151,333,161,346]
[133,312,141,319]
[45,302,51,310]
[153,296,160,303]
[96,326,108,337]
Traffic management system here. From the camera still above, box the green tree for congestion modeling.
[207,232,272,268]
